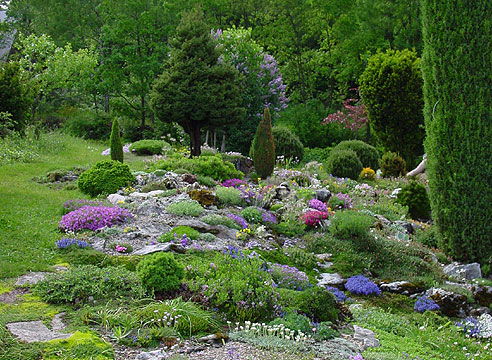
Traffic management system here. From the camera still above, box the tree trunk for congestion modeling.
[141,95,146,128]
[205,130,209,145]
[213,130,217,149]
[104,93,110,113]
[221,132,226,152]
[190,123,202,157]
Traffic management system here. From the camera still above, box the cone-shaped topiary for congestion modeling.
[110,118,123,162]
[252,108,275,179]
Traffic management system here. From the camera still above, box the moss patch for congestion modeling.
[44,331,114,359]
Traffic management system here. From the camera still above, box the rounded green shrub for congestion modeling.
[216,186,243,206]
[380,151,406,177]
[396,181,431,220]
[334,140,379,170]
[325,149,363,180]
[278,287,338,323]
[241,206,263,223]
[136,252,184,293]
[330,210,374,242]
[166,200,204,217]
[78,160,135,197]
[130,140,170,155]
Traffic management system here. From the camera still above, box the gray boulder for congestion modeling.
[426,287,468,317]
[380,281,424,295]
[443,262,482,281]
[317,273,345,288]
[133,243,186,256]
[353,325,380,351]
[107,193,126,205]
[316,189,331,202]
[6,321,72,343]
[135,349,168,360]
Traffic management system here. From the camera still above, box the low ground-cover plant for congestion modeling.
[59,206,132,232]
[159,226,200,243]
[129,140,170,155]
[186,247,281,322]
[216,186,243,206]
[329,210,373,241]
[166,200,204,217]
[34,265,145,304]
[56,238,91,249]
[300,210,330,227]
[78,160,135,197]
[136,252,184,294]
[200,214,242,230]
[414,295,440,313]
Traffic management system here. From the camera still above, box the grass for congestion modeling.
[0,132,147,280]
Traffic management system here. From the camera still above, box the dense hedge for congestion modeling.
[421,0,492,263]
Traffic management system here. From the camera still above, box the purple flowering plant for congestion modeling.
[221,178,247,188]
[300,210,331,227]
[62,199,105,215]
[455,317,481,338]
[414,295,440,313]
[308,198,328,212]
[345,275,381,296]
[227,214,249,229]
[59,206,132,232]
[326,286,347,302]
[268,263,311,291]
[56,238,91,249]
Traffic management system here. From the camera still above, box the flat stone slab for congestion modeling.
[133,243,186,256]
[135,349,168,360]
[51,313,67,331]
[15,272,51,286]
[6,321,72,343]
[444,262,482,281]
[317,273,345,287]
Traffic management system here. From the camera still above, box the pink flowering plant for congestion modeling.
[300,210,333,227]
[323,88,367,133]
[59,206,132,232]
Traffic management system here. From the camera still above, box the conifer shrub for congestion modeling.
[325,149,362,180]
[136,252,184,293]
[380,151,406,178]
[359,49,424,167]
[421,0,492,263]
[252,108,275,179]
[333,140,379,170]
[110,118,124,162]
[250,126,304,162]
[396,181,431,220]
[78,160,135,197]
[129,140,169,155]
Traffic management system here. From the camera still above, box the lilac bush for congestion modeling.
[345,275,381,296]
[59,206,132,232]
[268,263,311,291]
[308,198,328,212]
[56,238,91,249]
[414,295,440,313]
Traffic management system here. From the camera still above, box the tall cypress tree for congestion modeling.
[110,118,124,162]
[421,1,492,263]
[253,108,275,179]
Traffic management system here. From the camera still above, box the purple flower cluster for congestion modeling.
[221,178,246,188]
[345,275,381,296]
[56,238,91,249]
[326,286,347,302]
[223,245,243,260]
[62,199,104,214]
[269,263,311,291]
[308,198,328,212]
[227,213,248,229]
[456,317,481,337]
[174,233,191,248]
[336,192,353,209]
[59,206,132,232]
[238,185,263,205]
[414,295,440,313]
[261,210,277,224]
[349,355,364,360]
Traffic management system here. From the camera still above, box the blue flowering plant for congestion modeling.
[414,295,440,313]
[326,286,348,302]
[455,317,481,338]
[56,238,91,250]
[345,275,381,296]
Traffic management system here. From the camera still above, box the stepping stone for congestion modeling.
[135,349,168,360]
[6,321,72,343]
[317,273,345,287]
[51,313,67,331]
[15,272,51,286]
[133,243,186,256]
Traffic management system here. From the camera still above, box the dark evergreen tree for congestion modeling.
[359,49,424,168]
[421,0,492,263]
[110,118,124,162]
[0,62,29,135]
[252,108,275,179]
[150,7,244,157]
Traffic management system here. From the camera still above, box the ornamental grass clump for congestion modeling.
[345,275,381,296]
[59,206,132,232]
[414,295,440,313]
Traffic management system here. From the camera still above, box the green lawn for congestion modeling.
[0,133,146,280]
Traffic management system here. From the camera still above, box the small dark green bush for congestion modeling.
[78,160,135,197]
[200,214,242,230]
[330,210,374,241]
[334,140,380,170]
[63,108,112,140]
[396,181,431,220]
[277,287,338,323]
[197,175,217,187]
[110,118,124,162]
[130,140,169,155]
[325,149,363,180]
[415,226,440,248]
[380,151,406,177]
[34,265,145,304]
[0,62,29,135]
[136,252,184,293]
